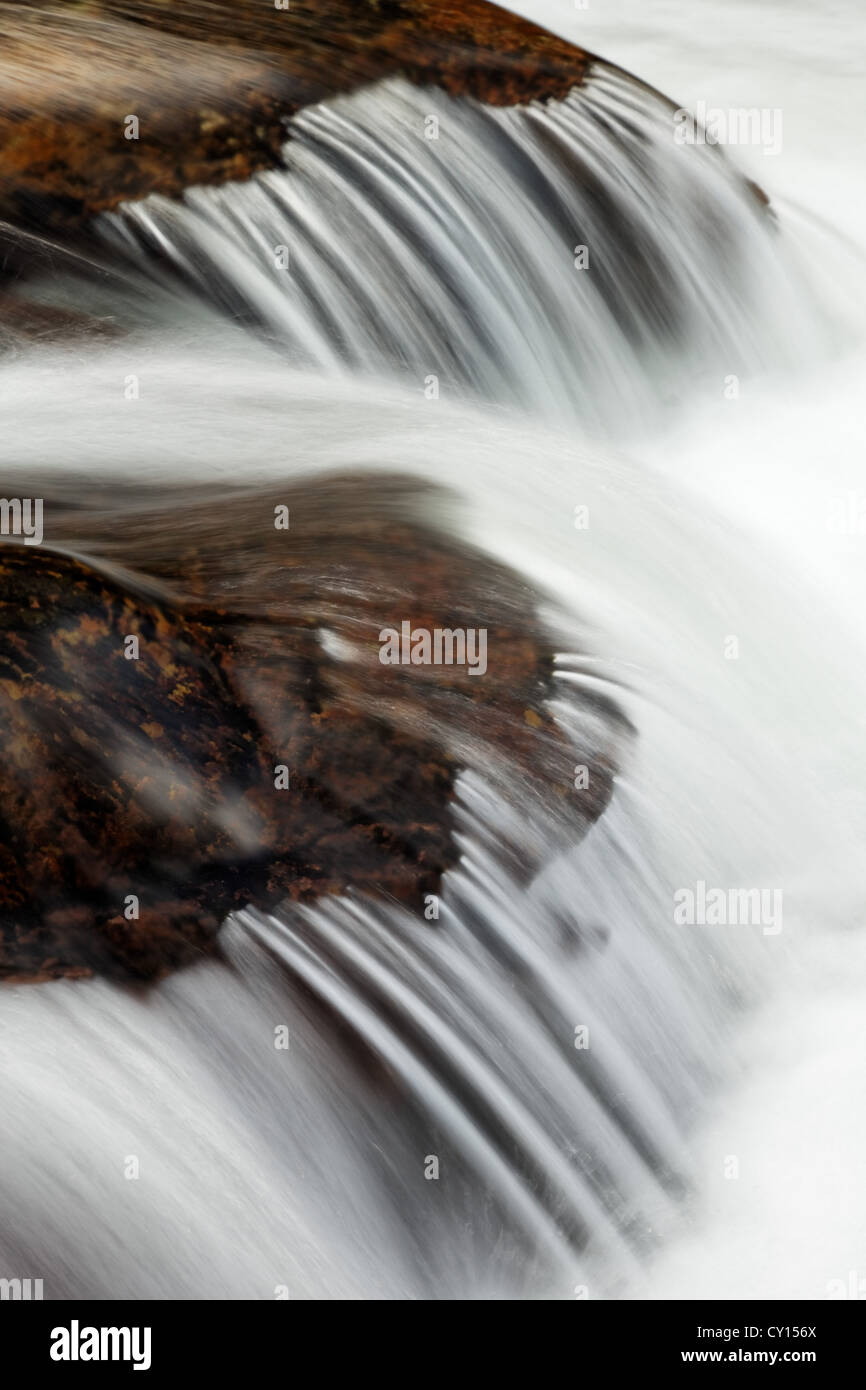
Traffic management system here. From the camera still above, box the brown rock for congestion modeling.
[0,476,618,983]
[0,0,591,237]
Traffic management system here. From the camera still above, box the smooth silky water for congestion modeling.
[1,1,864,1299]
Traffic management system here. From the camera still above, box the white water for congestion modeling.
[516,0,866,1299]
[1,1,865,1300]
[99,67,824,438]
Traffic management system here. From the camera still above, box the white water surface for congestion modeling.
[0,0,863,1299]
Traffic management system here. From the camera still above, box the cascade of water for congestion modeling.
[2,2,863,1301]
[100,70,825,435]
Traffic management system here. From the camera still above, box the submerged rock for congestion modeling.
[0,7,625,984]
[0,476,618,982]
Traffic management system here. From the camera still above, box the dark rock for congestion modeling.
[0,0,592,238]
[0,476,617,982]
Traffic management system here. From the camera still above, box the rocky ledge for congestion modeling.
[0,0,592,237]
[0,477,618,982]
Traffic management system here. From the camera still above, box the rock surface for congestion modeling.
[0,477,616,982]
[0,0,592,236]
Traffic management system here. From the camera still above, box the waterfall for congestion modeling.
[97,69,824,433]
[1,5,864,1302]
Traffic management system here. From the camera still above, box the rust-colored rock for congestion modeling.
[0,0,592,237]
[0,476,617,983]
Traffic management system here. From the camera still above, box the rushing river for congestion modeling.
[0,0,863,1299]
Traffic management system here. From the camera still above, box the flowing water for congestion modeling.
[1,1,864,1299]
[98,67,822,434]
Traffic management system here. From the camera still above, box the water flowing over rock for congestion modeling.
[0,0,859,1306]
[0,476,619,980]
[0,0,591,238]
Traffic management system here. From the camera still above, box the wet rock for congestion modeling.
[0,476,617,982]
[0,0,591,237]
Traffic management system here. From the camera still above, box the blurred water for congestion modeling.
[99,68,822,438]
[512,0,866,1300]
[1,1,864,1300]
